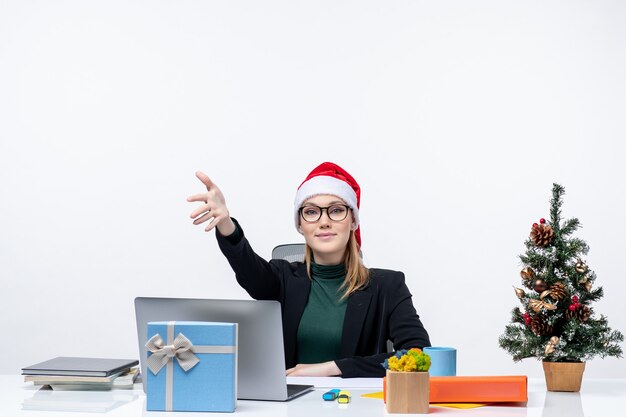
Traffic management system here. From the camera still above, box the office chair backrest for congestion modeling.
[271,243,306,262]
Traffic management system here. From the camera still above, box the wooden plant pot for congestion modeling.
[542,361,585,392]
[385,370,430,414]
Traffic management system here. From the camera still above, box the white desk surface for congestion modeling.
[3,375,625,417]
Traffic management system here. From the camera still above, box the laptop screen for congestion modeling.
[134,297,296,401]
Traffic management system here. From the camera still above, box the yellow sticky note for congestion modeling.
[359,392,490,409]
[361,391,385,399]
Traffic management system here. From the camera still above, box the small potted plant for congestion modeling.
[382,348,431,414]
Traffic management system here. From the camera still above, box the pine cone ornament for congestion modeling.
[540,282,567,301]
[577,305,591,322]
[530,315,553,336]
[530,223,554,247]
[565,305,591,322]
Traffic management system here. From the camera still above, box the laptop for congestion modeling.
[134,297,314,401]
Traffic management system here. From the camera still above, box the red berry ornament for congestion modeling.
[569,295,581,311]
[540,218,546,224]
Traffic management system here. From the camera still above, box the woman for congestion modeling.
[187,162,431,377]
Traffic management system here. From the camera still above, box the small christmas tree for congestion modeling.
[499,184,623,363]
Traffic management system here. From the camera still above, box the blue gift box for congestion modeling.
[146,321,238,412]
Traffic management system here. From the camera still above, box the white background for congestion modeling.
[1,0,625,378]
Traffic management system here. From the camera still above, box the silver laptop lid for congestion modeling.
[134,297,290,401]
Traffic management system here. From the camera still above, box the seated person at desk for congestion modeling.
[187,162,431,377]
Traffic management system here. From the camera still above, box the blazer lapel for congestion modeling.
[288,265,311,320]
[340,289,372,357]
[283,264,311,368]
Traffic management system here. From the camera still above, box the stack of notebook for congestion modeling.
[22,357,139,391]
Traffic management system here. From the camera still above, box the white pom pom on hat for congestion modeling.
[294,162,361,247]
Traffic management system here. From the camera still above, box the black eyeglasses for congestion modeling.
[299,204,351,223]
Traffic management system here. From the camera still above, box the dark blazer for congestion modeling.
[216,225,431,377]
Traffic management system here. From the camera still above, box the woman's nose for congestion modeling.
[318,210,332,225]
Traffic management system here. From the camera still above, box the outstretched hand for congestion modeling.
[187,171,235,235]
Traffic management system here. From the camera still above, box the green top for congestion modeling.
[296,262,348,364]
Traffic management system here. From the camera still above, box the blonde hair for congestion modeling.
[304,230,370,300]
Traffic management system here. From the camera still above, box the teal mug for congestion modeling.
[423,347,456,376]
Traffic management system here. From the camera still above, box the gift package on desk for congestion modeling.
[145,321,238,412]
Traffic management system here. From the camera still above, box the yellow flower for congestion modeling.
[387,356,399,371]
[401,355,418,372]
[385,349,431,372]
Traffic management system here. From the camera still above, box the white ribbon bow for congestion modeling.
[145,333,200,374]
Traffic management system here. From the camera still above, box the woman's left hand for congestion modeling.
[286,361,342,377]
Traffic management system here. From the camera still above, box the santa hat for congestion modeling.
[294,162,361,247]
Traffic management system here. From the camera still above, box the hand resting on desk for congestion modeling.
[286,361,342,377]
